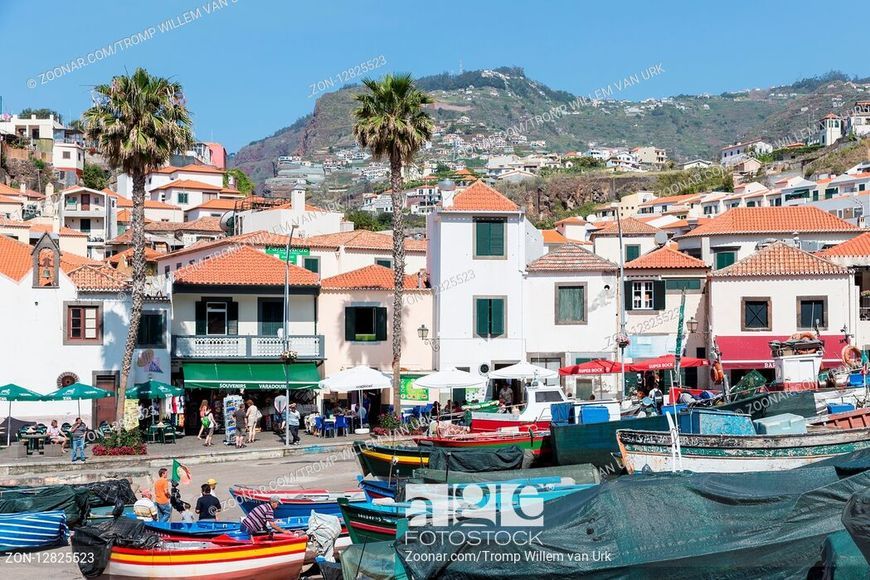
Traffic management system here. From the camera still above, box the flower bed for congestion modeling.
[92,443,147,456]
[91,429,148,456]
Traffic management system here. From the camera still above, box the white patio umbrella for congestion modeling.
[413,368,486,390]
[487,361,558,381]
[319,365,391,393]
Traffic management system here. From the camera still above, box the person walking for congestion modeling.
[197,400,209,439]
[273,393,288,432]
[287,402,301,445]
[195,483,222,520]
[245,399,259,444]
[70,417,87,463]
[233,403,247,448]
[203,406,215,447]
[154,468,172,522]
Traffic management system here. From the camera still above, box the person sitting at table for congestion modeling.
[47,420,66,449]
[305,411,320,435]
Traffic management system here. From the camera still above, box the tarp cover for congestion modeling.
[72,517,160,578]
[0,485,90,527]
[842,488,870,565]
[426,445,525,473]
[76,479,137,508]
[340,540,409,580]
[397,455,870,579]
[411,464,601,485]
[818,530,870,578]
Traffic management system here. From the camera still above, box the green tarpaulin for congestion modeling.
[181,362,320,390]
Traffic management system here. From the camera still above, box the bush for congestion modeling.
[377,413,402,430]
[92,429,147,456]
[92,444,147,456]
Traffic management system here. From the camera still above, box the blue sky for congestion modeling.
[2,0,868,152]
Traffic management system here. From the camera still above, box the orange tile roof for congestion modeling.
[659,218,712,230]
[626,245,708,270]
[541,229,568,244]
[818,232,870,257]
[269,201,327,212]
[187,199,238,211]
[526,243,617,272]
[104,190,180,210]
[0,195,22,205]
[589,217,661,237]
[637,193,699,208]
[151,178,223,192]
[0,217,30,228]
[554,216,586,225]
[67,264,130,291]
[321,265,427,290]
[173,245,319,286]
[713,241,847,277]
[443,180,519,212]
[106,247,164,265]
[154,163,224,175]
[29,223,88,237]
[143,216,223,233]
[59,252,102,272]
[0,183,43,199]
[303,230,427,252]
[0,235,33,281]
[680,207,858,238]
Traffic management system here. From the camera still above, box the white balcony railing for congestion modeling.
[173,334,324,360]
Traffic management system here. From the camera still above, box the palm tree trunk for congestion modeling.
[117,173,147,425]
[389,154,405,416]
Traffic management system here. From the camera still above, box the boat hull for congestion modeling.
[469,414,549,433]
[0,510,67,552]
[353,441,430,478]
[617,427,870,474]
[413,431,551,458]
[229,486,365,519]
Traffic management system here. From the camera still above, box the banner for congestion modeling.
[399,375,428,402]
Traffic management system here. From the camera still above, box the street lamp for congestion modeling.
[687,317,699,334]
[417,324,429,340]
[417,324,439,351]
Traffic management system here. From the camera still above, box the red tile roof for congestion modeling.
[541,229,568,244]
[818,232,870,257]
[554,216,586,225]
[0,195,22,205]
[443,180,519,212]
[526,243,618,272]
[0,183,43,199]
[67,264,130,291]
[680,207,858,238]
[143,216,223,234]
[150,179,223,192]
[106,247,164,265]
[589,217,661,237]
[187,199,238,211]
[637,193,700,208]
[303,230,427,252]
[626,245,708,270]
[321,265,427,290]
[659,218,712,230]
[173,246,319,286]
[154,163,224,175]
[104,190,181,210]
[0,217,30,228]
[29,223,88,237]
[713,241,847,277]
[0,235,34,281]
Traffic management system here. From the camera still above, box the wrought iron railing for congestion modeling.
[172,334,324,359]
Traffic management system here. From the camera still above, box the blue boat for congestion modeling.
[143,515,312,538]
[0,510,68,552]
[229,485,366,519]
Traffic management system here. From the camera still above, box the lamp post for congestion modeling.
[687,317,699,334]
[282,225,297,447]
[417,324,439,352]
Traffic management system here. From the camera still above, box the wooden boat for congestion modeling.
[469,384,569,432]
[808,408,870,430]
[616,425,870,473]
[413,429,551,458]
[95,533,308,580]
[353,441,431,478]
[145,516,346,538]
[229,485,365,519]
[357,477,399,501]
[0,510,67,551]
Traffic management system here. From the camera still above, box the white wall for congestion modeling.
[677,233,858,267]
[592,235,658,264]
[240,208,345,239]
[171,293,316,336]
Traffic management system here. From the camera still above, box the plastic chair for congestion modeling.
[61,422,71,431]
[422,404,433,418]
[315,415,324,435]
[334,416,348,436]
[412,406,421,419]
[321,418,336,438]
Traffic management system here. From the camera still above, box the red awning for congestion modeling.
[627,354,709,372]
[559,359,624,376]
[715,335,845,370]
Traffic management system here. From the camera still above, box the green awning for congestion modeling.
[182,362,321,390]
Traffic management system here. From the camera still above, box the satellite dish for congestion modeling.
[654,231,668,246]
[219,211,236,234]
[479,363,490,375]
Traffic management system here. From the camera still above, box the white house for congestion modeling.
[554,216,589,241]
[57,186,118,259]
[0,114,63,141]
[811,113,843,147]
[708,241,854,385]
[523,243,619,399]
[52,140,84,186]
[719,139,773,166]
[819,232,870,347]
[184,198,239,221]
[679,159,713,170]
[237,188,345,238]
[846,101,870,138]
[590,217,663,265]
[0,233,170,426]
[427,181,543,392]
[116,163,225,198]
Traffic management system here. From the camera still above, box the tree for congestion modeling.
[20,108,62,124]
[353,74,433,414]
[82,162,109,190]
[224,168,255,195]
[84,68,193,424]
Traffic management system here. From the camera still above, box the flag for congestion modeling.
[171,459,191,485]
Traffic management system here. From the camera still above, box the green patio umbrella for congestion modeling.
[127,380,183,400]
[43,382,114,419]
[0,384,44,447]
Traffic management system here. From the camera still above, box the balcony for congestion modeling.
[63,206,105,218]
[172,334,325,360]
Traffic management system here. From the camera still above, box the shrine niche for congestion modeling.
[31,233,60,288]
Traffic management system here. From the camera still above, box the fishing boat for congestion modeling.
[357,476,400,501]
[469,383,568,432]
[229,485,365,519]
[91,533,309,580]
[413,428,551,458]
[144,515,347,538]
[616,421,870,473]
[808,407,870,429]
[0,510,67,551]
[353,441,431,478]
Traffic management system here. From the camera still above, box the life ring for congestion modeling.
[790,331,816,341]
[842,345,862,368]
[710,362,725,384]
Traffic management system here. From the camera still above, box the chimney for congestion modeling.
[291,186,305,213]
[20,183,25,193]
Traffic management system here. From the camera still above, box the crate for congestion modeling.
[578,405,610,425]
[827,403,856,415]
[682,409,755,435]
[753,413,807,435]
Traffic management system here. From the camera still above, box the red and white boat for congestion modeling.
[98,533,308,580]
[469,384,570,432]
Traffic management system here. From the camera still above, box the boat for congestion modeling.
[412,428,551,458]
[229,485,365,519]
[90,533,309,580]
[144,515,341,538]
[0,510,67,551]
[357,476,400,501]
[616,422,870,473]
[469,383,569,432]
[808,407,870,430]
[353,441,431,478]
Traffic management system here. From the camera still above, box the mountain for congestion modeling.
[231,67,870,188]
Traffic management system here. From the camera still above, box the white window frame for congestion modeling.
[206,301,228,335]
[632,281,654,310]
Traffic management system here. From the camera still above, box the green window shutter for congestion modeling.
[715,251,735,269]
[475,221,491,256]
[195,301,206,335]
[227,301,239,335]
[303,257,319,273]
[623,281,633,312]
[475,298,490,337]
[558,287,585,322]
[626,245,640,262]
[344,307,356,341]
[375,307,388,341]
[812,191,819,201]
[653,280,666,310]
[490,222,505,256]
[490,298,505,337]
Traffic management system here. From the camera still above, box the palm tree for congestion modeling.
[353,74,433,414]
[84,68,193,423]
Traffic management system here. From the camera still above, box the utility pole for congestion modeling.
[283,225,297,447]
